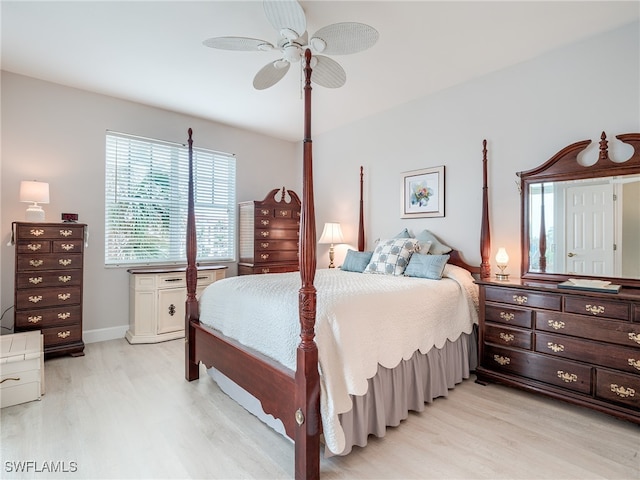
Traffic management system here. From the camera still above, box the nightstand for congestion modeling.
[1,331,44,408]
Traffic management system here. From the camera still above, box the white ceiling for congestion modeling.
[2,1,638,142]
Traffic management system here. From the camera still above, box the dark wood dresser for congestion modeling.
[238,187,301,275]
[476,278,640,424]
[13,222,86,357]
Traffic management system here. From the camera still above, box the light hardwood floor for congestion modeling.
[1,338,638,479]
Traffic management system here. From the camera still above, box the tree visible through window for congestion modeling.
[105,131,236,265]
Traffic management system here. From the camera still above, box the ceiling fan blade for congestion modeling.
[253,60,291,90]
[263,0,306,39]
[311,55,346,89]
[310,22,379,55]
[203,36,274,51]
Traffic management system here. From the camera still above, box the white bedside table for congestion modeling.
[1,331,44,408]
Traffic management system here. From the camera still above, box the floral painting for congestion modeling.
[401,166,445,218]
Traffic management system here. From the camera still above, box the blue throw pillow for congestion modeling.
[404,254,450,279]
[415,229,452,255]
[394,228,412,238]
[341,250,373,273]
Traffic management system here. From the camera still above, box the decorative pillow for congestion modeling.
[415,240,432,254]
[393,228,413,238]
[364,238,418,275]
[405,254,450,280]
[415,229,452,255]
[340,250,373,273]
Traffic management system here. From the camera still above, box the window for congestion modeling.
[105,131,236,266]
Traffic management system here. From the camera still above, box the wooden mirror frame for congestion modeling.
[518,131,640,289]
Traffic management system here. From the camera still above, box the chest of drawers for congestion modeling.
[476,279,640,424]
[238,187,301,275]
[13,222,86,357]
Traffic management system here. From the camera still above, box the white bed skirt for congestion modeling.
[207,326,478,457]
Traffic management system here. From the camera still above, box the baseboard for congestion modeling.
[83,325,128,344]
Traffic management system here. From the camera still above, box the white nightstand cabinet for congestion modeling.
[126,265,227,344]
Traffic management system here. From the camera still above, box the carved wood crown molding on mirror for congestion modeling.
[518,132,640,289]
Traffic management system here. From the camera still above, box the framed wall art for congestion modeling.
[401,166,445,218]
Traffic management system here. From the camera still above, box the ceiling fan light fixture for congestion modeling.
[283,44,301,63]
[309,37,326,53]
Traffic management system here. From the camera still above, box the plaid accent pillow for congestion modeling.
[364,238,418,275]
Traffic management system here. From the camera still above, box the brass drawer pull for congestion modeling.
[58,275,72,283]
[628,359,640,371]
[261,219,270,226]
[59,229,73,237]
[260,209,270,216]
[500,312,514,322]
[512,295,528,305]
[61,243,75,251]
[261,242,269,248]
[279,211,288,217]
[548,320,565,330]
[58,312,71,320]
[493,355,510,366]
[261,268,270,274]
[28,315,42,324]
[29,229,44,237]
[27,243,42,251]
[260,253,270,260]
[547,342,564,353]
[57,331,71,339]
[629,333,640,345]
[58,293,72,301]
[610,384,635,398]
[261,231,270,237]
[585,304,604,315]
[499,333,515,343]
[29,277,43,285]
[0,377,21,384]
[28,295,43,303]
[557,370,578,383]
[29,259,44,267]
[59,259,72,266]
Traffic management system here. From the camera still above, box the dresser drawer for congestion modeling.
[564,296,631,321]
[16,253,83,271]
[16,241,52,254]
[255,229,300,240]
[42,325,83,346]
[238,263,299,275]
[254,239,299,252]
[16,269,82,289]
[536,311,640,349]
[16,286,81,309]
[17,224,84,240]
[253,250,299,264]
[484,324,532,349]
[254,216,299,230]
[52,239,83,253]
[15,305,82,330]
[484,304,532,328]
[535,332,640,374]
[595,369,640,410]
[483,345,592,394]
[485,286,561,311]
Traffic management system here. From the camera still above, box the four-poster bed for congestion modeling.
[184,50,491,479]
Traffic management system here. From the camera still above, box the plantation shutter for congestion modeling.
[105,131,236,265]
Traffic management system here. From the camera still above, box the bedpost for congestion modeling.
[185,128,200,381]
[480,139,491,279]
[358,166,365,252]
[295,48,320,480]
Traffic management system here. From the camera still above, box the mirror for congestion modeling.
[519,132,640,288]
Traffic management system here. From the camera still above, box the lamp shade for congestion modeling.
[495,247,509,267]
[20,181,50,204]
[318,222,344,245]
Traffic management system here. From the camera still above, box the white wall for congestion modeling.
[311,22,640,272]
[1,73,298,340]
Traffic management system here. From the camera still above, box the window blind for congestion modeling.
[105,132,236,266]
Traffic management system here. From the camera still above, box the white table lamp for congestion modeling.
[318,222,344,268]
[20,181,50,222]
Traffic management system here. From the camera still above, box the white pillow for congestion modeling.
[364,238,418,276]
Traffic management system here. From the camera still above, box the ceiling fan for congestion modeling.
[203,0,378,90]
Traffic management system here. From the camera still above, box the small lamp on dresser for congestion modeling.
[495,247,510,280]
[319,222,344,268]
[20,180,50,222]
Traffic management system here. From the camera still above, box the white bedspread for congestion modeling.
[198,264,478,454]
